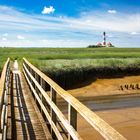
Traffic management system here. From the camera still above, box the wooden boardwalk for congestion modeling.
[0,58,127,140]
[7,71,52,140]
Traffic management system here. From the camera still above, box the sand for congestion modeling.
[66,75,140,140]
[68,75,140,98]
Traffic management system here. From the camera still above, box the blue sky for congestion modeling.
[0,0,140,47]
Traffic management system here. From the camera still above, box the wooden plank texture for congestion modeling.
[23,64,82,140]
[7,70,52,140]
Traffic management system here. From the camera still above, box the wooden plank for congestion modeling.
[50,87,57,139]
[68,105,77,140]
[0,59,10,140]
[23,69,63,140]
[1,105,5,130]
[40,78,50,126]
[21,72,52,140]
[3,125,7,140]
[7,73,12,140]
[8,71,51,140]
[0,58,10,96]
[0,133,2,139]
[40,78,44,114]
[0,58,10,118]
[23,58,127,140]
[23,64,82,140]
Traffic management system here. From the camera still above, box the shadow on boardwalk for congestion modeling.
[10,72,36,140]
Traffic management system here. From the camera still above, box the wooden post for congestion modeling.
[40,78,45,114]
[50,87,57,139]
[68,104,77,140]
[40,78,47,120]
[29,68,33,87]
[41,78,46,91]
[34,73,38,103]
[43,81,51,128]
[36,74,41,109]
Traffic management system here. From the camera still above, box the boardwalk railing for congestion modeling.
[23,58,126,140]
[0,58,10,140]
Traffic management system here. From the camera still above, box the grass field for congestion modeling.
[1,47,140,60]
[0,47,140,69]
[0,47,140,88]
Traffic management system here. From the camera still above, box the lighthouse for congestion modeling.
[95,32,114,48]
[103,32,106,46]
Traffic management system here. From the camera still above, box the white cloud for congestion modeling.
[130,32,139,35]
[17,35,25,40]
[107,34,113,38]
[3,33,8,36]
[59,16,62,18]
[2,37,7,41]
[42,6,55,14]
[0,6,140,47]
[108,10,117,14]
[0,39,90,48]
[0,6,140,33]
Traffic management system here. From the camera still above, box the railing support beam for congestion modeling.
[68,105,77,140]
[50,87,57,140]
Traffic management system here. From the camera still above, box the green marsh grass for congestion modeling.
[0,47,140,78]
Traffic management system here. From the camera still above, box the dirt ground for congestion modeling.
[68,75,140,98]
[67,76,140,140]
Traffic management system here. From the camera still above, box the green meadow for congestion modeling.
[0,47,140,88]
[0,47,140,73]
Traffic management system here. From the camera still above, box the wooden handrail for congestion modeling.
[0,58,10,140]
[0,58,10,98]
[23,58,126,140]
[23,63,82,140]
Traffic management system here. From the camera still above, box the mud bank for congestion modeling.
[64,75,140,140]
[77,107,140,140]
[68,75,140,98]
[46,67,140,89]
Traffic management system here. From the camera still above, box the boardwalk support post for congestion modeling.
[41,78,45,114]
[50,87,57,139]
[68,105,77,140]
